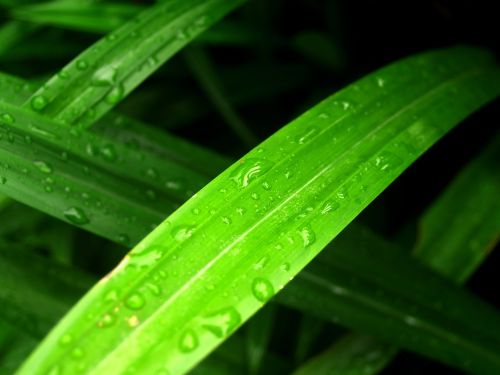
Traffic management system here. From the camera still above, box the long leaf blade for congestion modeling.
[21,0,245,128]
[17,47,500,375]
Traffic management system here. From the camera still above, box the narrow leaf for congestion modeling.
[292,333,396,375]
[21,0,246,127]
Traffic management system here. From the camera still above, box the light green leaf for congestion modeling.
[15,47,500,374]
[291,134,500,375]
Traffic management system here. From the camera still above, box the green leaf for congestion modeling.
[292,333,396,375]
[21,0,246,128]
[16,47,500,375]
[10,2,261,46]
[245,304,276,375]
[0,98,226,245]
[291,135,500,375]
[415,135,500,282]
[280,224,500,374]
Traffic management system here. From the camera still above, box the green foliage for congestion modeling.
[0,1,499,374]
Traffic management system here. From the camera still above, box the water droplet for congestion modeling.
[179,329,198,352]
[191,208,200,215]
[24,135,32,144]
[236,207,246,215]
[33,160,53,174]
[171,225,196,242]
[253,256,268,270]
[280,263,290,272]
[176,30,188,40]
[251,192,259,200]
[86,143,99,157]
[230,158,274,188]
[1,113,14,124]
[59,334,72,346]
[101,144,117,162]
[104,289,119,303]
[321,200,339,214]
[261,181,271,190]
[373,151,403,172]
[341,101,351,110]
[202,307,241,338]
[146,282,161,296]
[274,243,284,250]
[296,126,319,144]
[76,60,89,70]
[146,189,157,201]
[64,206,90,225]
[284,170,293,179]
[118,234,130,246]
[376,77,386,88]
[71,347,85,359]
[57,70,70,80]
[129,245,164,267]
[125,293,145,310]
[105,84,125,104]
[97,313,116,328]
[126,315,140,327]
[221,216,232,225]
[146,168,158,179]
[318,112,330,119]
[92,66,118,86]
[299,225,316,247]
[29,124,58,140]
[252,278,274,303]
[31,95,48,111]
[336,188,348,199]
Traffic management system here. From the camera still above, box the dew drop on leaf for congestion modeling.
[97,313,116,328]
[101,144,117,162]
[373,150,403,172]
[31,95,48,111]
[179,329,199,353]
[252,278,274,303]
[76,60,89,70]
[71,347,85,359]
[320,200,339,214]
[221,216,232,225]
[58,333,72,347]
[125,293,145,310]
[105,84,125,104]
[92,66,118,86]
[296,126,319,144]
[299,225,316,247]
[64,206,90,225]
[171,225,196,242]
[33,160,53,174]
[229,158,274,188]
[0,113,14,124]
[129,245,164,267]
[202,307,241,338]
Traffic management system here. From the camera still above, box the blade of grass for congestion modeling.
[280,223,500,375]
[0,99,216,245]
[21,0,246,128]
[291,134,500,375]
[246,304,277,375]
[414,138,500,282]
[293,333,396,375]
[184,46,259,147]
[16,47,500,375]
[10,2,261,47]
